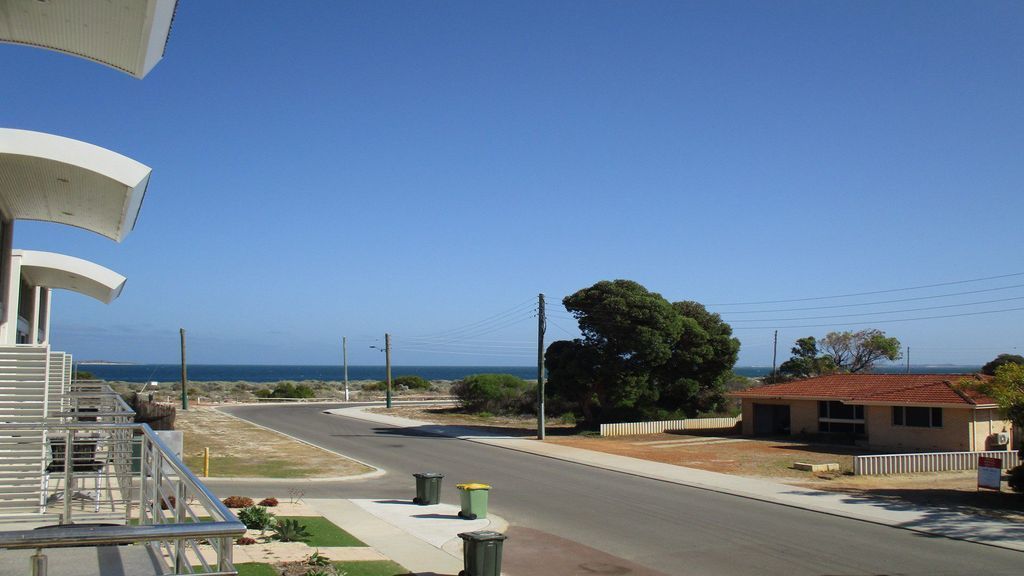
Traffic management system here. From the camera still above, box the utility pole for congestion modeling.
[179,328,188,410]
[537,293,546,440]
[385,333,392,409]
[343,336,349,402]
[906,347,911,374]
[771,330,778,382]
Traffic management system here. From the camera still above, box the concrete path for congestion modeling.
[327,406,1024,553]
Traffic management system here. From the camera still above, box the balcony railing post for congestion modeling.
[138,435,148,525]
[61,429,73,524]
[174,480,186,573]
[219,536,233,572]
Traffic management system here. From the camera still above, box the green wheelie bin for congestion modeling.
[413,472,443,505]
[458,530,507,576]
[456,483,490,520]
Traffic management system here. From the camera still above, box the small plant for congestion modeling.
[272,518,311,542]
[235,536,257,545]
[237,505,276,531]
[222,496,254,508]
[1009,464,1024,493]
[160,495,176,511]
[306,551,330,566]
[258,497,279,507]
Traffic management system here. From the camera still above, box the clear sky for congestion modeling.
[2,1,1022,366]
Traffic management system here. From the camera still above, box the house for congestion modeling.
[730,373,1013,453]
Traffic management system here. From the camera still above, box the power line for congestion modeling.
[724,294,1024,323]
[714,283,1024,314]
[729,305,1024,330]
[708,271,1024,306]
[405,298,536,340]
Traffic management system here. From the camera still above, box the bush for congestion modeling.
[222,496,254,508]
[258,497,279,507]
[1009,464,1024,493]
[236,536,257,545]
[393,375,431,390]
[269,382,316,399]
[160,495,176,511]
[451,373,534,415]
[237,505,276,531]
[254,389,273,399]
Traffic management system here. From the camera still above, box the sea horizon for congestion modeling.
[78,363,986,383]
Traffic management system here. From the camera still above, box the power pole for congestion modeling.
[771,330,778,382]
[385,333,392,409]
[179,328,188,410]
[537,293,546,440]
[343,336,349,402]
[906,347,911,374]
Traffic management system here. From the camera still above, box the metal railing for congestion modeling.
[0,382,245,575]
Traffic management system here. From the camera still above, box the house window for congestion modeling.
[892,406,942,428]
[818,401,865,435]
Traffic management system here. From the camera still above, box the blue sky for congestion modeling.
[2,1,1023,366]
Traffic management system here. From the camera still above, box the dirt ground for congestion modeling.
[176,406,374,478]
[375,405,1024,522]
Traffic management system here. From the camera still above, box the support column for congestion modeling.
[29,286,40,344]
[0,219,13,343]
[1,251,22,344]
[41,288,51,345]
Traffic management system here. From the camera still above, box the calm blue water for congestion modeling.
[79,363,983,383]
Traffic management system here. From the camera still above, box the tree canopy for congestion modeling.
[544,280,739,424]
[981,354,1024,376]
[777,330,901,379]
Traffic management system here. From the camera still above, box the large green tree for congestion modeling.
[777,337,836,380]
[544,280,739,424]
[981,354,1024,376]
[778,330,900,378]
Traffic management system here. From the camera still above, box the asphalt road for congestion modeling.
[214,403,1023,575]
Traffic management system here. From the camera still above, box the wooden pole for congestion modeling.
[343,336,349,402]
[385,333,392,409]
[203,447,210,478]
[537,293,546,440]
[180,328,188,410]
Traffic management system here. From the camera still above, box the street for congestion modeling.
[212,403,1023,575]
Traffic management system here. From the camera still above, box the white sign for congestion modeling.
[978,456,1002,490]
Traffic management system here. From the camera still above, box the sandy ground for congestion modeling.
[176,406,374,478]
[377,406,1024,522]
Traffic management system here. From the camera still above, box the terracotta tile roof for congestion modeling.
[730,373,997,407]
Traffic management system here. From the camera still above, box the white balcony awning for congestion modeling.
[0,0,178,78]
[13,249,125,303]
[0,128,151,242]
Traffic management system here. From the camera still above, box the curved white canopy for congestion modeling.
[0,0,178,79]
[13,249,125,304]
[0,128,151,242]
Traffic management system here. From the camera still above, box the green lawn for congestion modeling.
[235,561,408,576]
[276,515,366,547]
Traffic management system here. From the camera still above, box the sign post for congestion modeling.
[977,456,1002,491]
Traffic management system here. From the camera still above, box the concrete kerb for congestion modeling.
[206,406,386,483]
[327,406,1024,554]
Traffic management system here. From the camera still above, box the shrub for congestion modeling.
[254,389,273,399]
[160,495,176,511]
[272,518,311,542]
[237,505,276,531]
[222,496,254,508]
[451,373,534,415]
[270,382,316,399]
[258,497,279,507]
[363,381,386,391]
[236,536,257,545]
[393,375,431,390]
[1009,464,1024,493]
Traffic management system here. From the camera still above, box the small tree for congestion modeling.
[393,375,431,390]
[970,364,1024,492]
[820,329,901,373]
[982,354,1024,376]
[451,374,533,414]
[777,337,836,380]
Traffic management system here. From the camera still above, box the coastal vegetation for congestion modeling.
[775,329,902,381]
[544,279,740,426]
[451,373,534,415]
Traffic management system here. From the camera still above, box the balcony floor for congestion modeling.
[0,543,165,575]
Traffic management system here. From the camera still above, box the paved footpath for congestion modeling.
[325,406,1024,553]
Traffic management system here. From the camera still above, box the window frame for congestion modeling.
[891,406,943,428]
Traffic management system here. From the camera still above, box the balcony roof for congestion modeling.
[0,0,178,79]
[0,128,151,242]
[13,249,126,303]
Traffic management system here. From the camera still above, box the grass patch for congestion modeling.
[234,561,409,576]
[276,516,365,547]
[335,560,410,576]
[234,564,279,576]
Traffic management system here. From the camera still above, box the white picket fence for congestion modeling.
[600,416,741,437]
[853,450,1021,476]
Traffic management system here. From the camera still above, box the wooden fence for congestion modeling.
[853,450,1021,476]
[599,416,741,437]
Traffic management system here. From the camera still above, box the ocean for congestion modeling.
[78,363,984,383]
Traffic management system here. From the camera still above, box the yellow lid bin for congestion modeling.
[456,483,491,519]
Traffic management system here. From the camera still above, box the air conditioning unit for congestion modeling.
[996,432,1011,446]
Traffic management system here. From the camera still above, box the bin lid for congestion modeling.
[413,472,444,478]
[458,530,507,542]
[456,483,491,490]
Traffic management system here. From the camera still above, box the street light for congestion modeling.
[370,333,392,408]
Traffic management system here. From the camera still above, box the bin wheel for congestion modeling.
[459,511,477,520]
